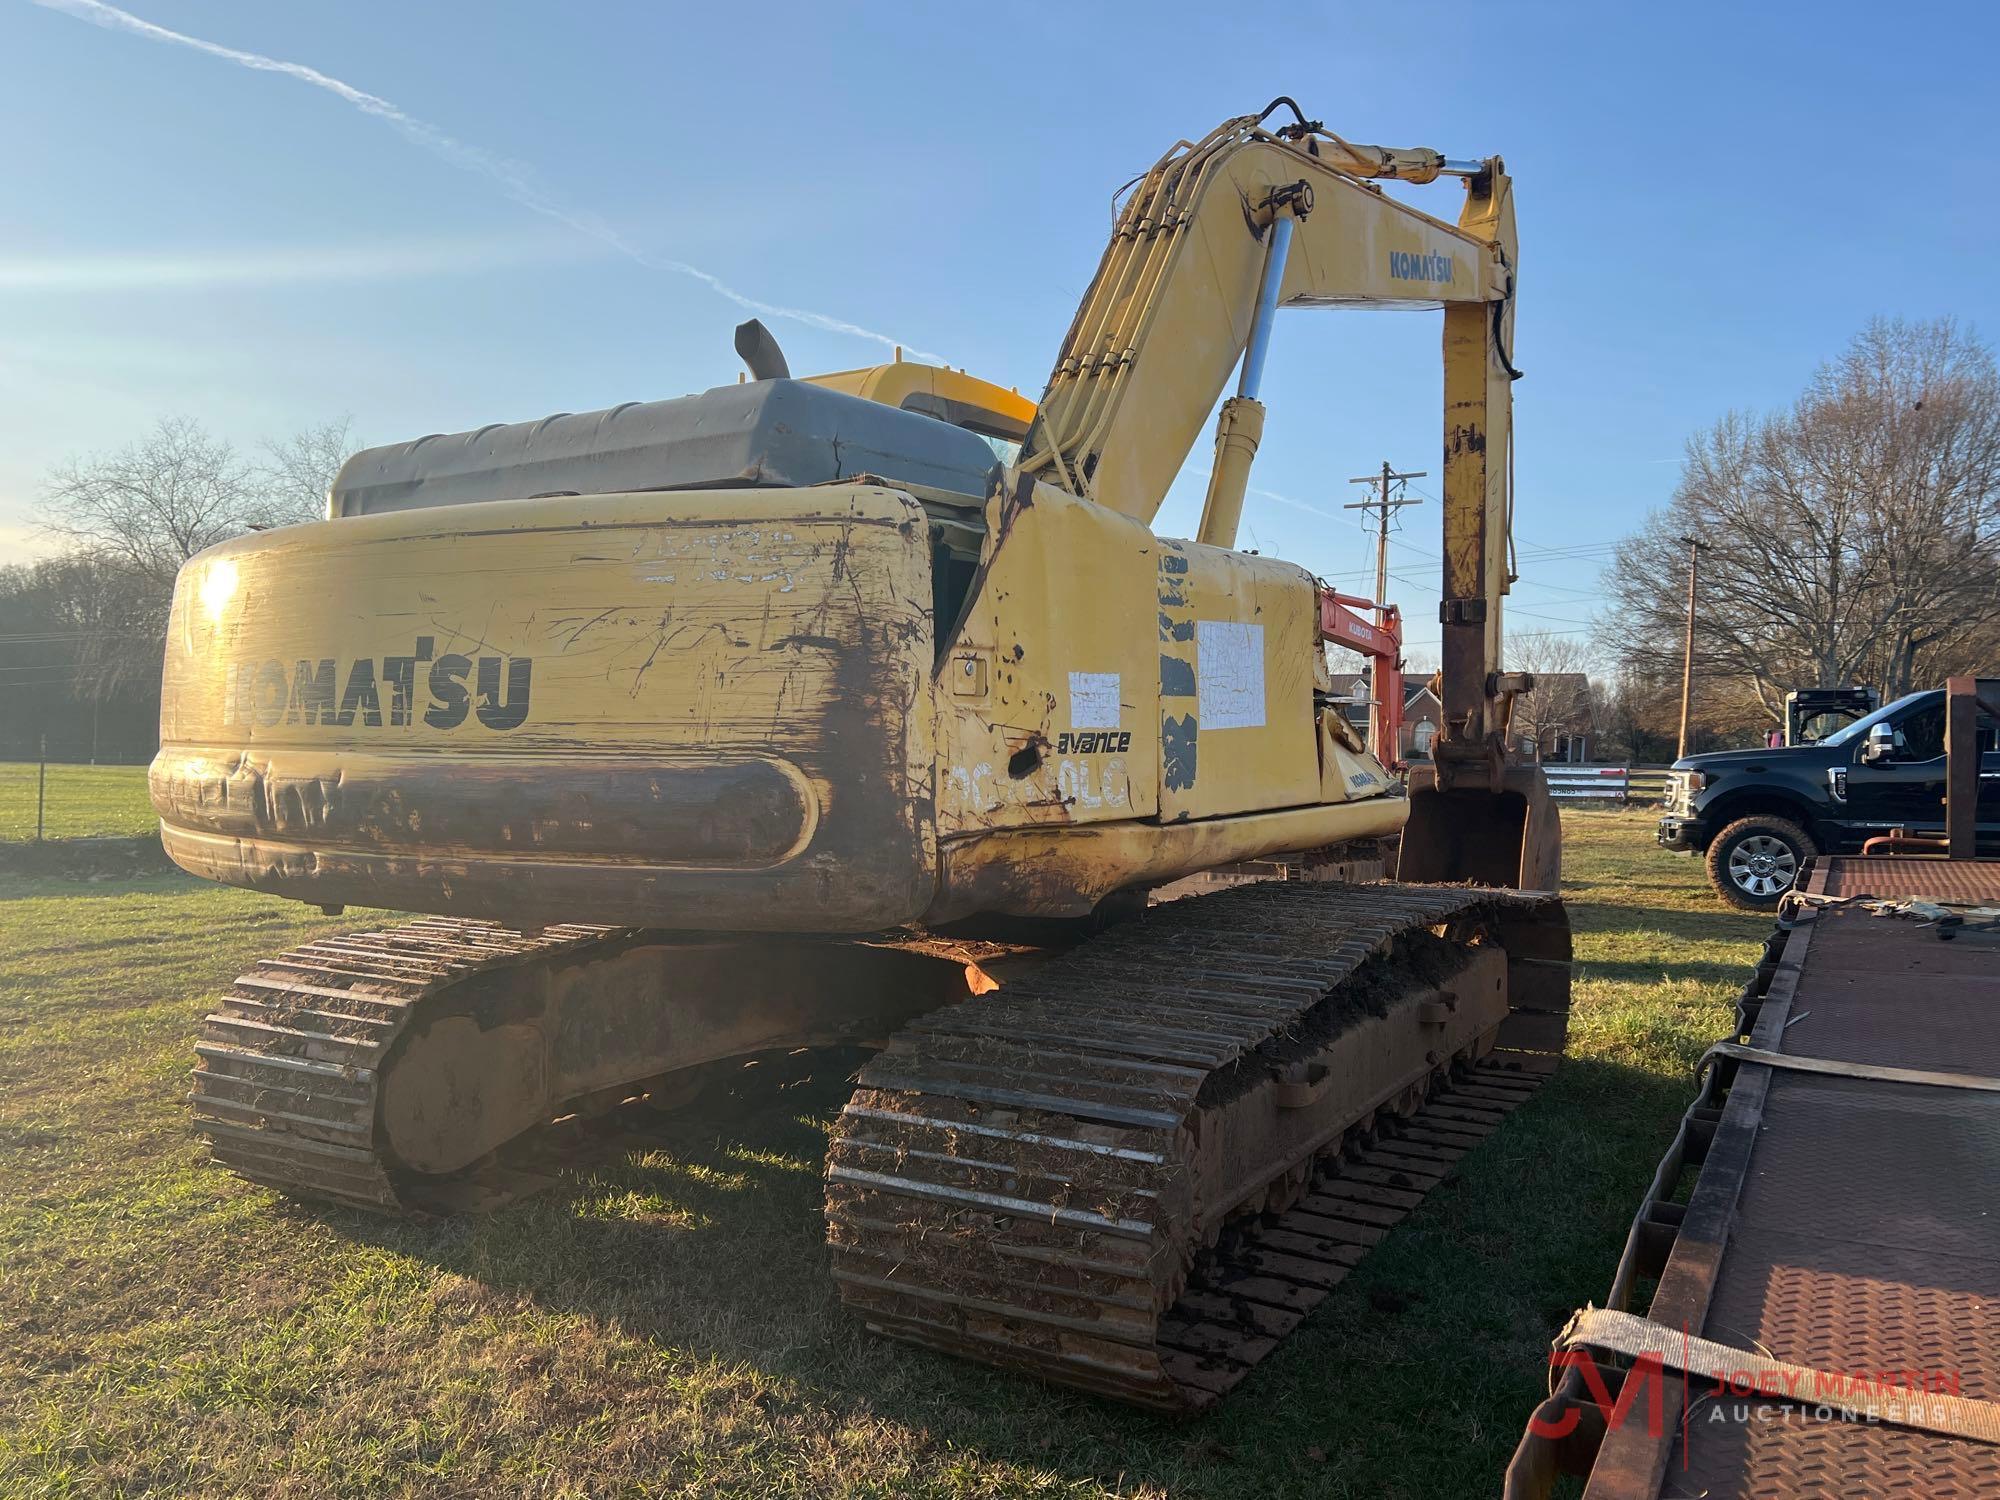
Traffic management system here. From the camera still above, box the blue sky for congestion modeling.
[6,0,1997,659]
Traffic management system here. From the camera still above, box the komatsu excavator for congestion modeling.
[153,100,1569,1410]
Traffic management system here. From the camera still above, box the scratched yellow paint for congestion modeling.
[934,481,1160,832]
[158,486,930,759]
[152,485,944,929]
[1151,538,1320,824]
[154,466,1406,928]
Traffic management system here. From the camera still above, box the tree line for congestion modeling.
[8,315,1996,769]
[1388,317,1998,765]
[2,417,355,762]
[1600,316,2000,748]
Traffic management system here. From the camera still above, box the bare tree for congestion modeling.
[1604,318,2000,718]
[36,552,164,702]
[260,415,356,525]
[1832,322,2000,695]
[1507,631,1596,761]
[43,417,258,586]
[43,415,362,580]
[36,415,361,722]
[1594,668,1670,763]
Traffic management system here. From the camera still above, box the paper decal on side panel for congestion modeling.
[1068,671,1122,729]
[1195,621,1265,730]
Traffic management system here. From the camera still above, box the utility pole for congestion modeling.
[1346,462,1425,756]
[1346,461,1426,607]
[1676,534,1711,759]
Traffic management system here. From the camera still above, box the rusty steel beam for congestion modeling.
[1944,675,1994,861]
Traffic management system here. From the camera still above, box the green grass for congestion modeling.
[0,809,1761,1498]
[0,762,156,842]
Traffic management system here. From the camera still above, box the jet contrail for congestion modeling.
[0,233,594,291]
[28,0,940,360]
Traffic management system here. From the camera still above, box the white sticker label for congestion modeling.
[1068,671,1122,729]
[1196,621,1266,729]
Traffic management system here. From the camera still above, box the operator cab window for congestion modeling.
[896,394,1027,468]
[974,431,1024,466]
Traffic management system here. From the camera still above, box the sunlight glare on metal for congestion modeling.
[198,557,238,626]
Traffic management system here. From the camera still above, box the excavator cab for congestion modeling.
[801,359,1035,467]
[733,311,1036,465]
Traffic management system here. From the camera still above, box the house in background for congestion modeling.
[1514,672,1597,763]
[1328,667,1597,763]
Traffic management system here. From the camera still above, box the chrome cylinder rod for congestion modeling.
[1236,212,1297,400]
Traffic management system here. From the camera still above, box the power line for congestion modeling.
[1506,606,1601,625]
[1344,462,1426,603]
[1343,462,1426,759]
[1509,579,1610,601]
[1517,533,1625,554]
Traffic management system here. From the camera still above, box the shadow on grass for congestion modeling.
[0,871,209,905]
[1567,902,1764,941]
[311,1048,1703,1499]
[0,835,173,887]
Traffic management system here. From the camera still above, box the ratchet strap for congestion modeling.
[1779,889,2000,936]
[1556,1307,2000,1446]
[1701,1041,2000,1094]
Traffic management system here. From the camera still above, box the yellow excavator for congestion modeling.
[152,100,1568,1410]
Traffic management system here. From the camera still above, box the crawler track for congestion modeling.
[190,918,624,1212]
[193,881,1568,1412]
[825,880,1566,1411]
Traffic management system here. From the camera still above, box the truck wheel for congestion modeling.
[1705,815,1816,911]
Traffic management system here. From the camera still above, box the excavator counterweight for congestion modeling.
[155,100,1569,1408]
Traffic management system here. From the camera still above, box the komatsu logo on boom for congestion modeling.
[1388,249,1456,284]
[221,637,532,731]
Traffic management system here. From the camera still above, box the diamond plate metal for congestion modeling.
[1543,873,2000,1500]
[1813,858,2000,902]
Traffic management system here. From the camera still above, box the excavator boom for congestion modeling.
[1023,105,1510,533]
[1020,98,1548,885]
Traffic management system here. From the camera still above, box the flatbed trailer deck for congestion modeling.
[1508,855,2000,1498]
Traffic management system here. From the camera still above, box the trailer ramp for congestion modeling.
[1509,856,2000,1498]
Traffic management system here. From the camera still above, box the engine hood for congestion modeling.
[1672,744,1838,774]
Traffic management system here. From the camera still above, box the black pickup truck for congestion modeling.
[1657,688,2000,909]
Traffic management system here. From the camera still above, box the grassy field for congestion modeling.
[0,762,157,842]
[0,809,1763,1498]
